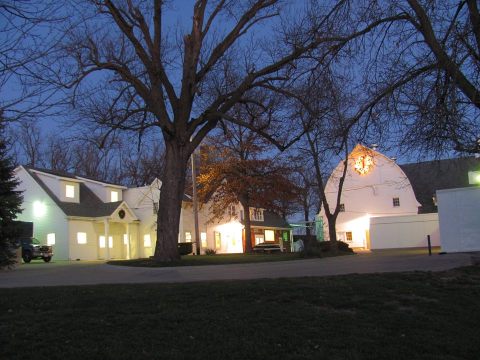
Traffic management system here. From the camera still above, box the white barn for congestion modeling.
[320,144,480,250]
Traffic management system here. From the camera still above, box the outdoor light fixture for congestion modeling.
[33,201,47,217]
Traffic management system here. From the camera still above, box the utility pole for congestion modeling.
[191,148,201,255]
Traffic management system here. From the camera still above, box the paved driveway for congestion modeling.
[0,250,475,288]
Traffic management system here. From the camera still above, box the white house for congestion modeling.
[320,144,480,250]
[15,166,292,260]
[15,166,141,260]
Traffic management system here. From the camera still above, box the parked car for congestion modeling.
[253,242,282,253]
[18,238,54,263]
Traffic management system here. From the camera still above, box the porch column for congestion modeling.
[104,219,110,260]
[126,222,131,260]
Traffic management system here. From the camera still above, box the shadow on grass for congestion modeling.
[107,250,354,267]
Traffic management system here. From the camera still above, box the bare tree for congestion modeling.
[0,2,62,122]
[339,0,480,157]
[14,119,44,167]
[122,141,165,187]
[40,1,402,260]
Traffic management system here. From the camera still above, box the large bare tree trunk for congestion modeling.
[154,139,190,261]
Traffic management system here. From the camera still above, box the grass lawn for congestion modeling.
[107,252,338,267]
[2,266,480,360]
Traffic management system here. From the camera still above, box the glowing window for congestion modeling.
[265,230,275,242]
[201,232,207,248]
[346,232,353,242]
[77,232,87,244]
[123,234,129,245]
[214,232,221,249]
[99,236,113,248]
[111,190,119,202]
[250,208,264,221]
[185,232,192,242]
[144,234,152,247]
[65,184,75,198]
[47,233,55,245]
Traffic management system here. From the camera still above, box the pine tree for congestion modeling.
[0,119,23,268]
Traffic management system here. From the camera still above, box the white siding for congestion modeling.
[370,213,439,249]
[438,187,480,252]
[15,167,70,260]
[320,145,420,248]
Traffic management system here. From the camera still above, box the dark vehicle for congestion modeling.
[253,242,282,253]
[19,238,54,263]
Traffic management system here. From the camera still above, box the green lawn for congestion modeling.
[2,266,480,359]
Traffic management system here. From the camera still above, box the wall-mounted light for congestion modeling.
[33,201,46,217]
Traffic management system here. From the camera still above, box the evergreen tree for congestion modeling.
[0,118,23,268]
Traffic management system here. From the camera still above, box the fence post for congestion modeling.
[427,235,432,256]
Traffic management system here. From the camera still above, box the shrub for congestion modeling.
[301,240,354,258]
[178,242,193,256]
[204,248,216,255]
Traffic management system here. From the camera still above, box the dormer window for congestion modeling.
[65,184,75,198]
[250,208,264,222]
[111,190,119,202]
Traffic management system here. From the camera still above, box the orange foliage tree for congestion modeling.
[197,124,298,253]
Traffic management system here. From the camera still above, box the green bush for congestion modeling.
[178,242,193,255]
[301,240,354,258]
[204,248,216,255]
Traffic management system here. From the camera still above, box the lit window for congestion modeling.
[77,232,87,244]
[214,232,221,249]
[144,234,152,247]
[346,232,353,242]
[265,230,275,242]
[339,204,345,212]
[47,233,55,245]
[111,190,119,202]
[393,197,400,207]
[201,232,207,248]
[66,184,75,198]
[185,232,192,242]
[250,208,264,221]
[99,236,113,248]
[123,234,129,245]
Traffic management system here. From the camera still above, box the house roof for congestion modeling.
[247,211,291,229]
[399,157,480,213]
[26,167,125,188]
[25,167,123,218]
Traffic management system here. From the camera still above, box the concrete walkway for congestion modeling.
[0,250,475,288]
